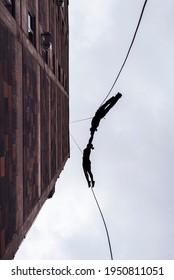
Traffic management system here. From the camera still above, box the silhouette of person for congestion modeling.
[82,143,95,188]
[90,92,122,137]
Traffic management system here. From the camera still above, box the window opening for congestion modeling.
[3,0,15,17]
[28,12,36,46]
[42,50,49,65]
[57,0,64,7]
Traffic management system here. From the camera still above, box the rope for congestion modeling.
[70,133,83,153]
[101,0,148,106]
[70,0,148,124]
[70,133,114,259]
[91,188,113,260]
[70,117,92,124]
[70,0,149,260]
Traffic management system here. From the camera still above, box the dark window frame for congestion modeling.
[42,50,49,65]
[28,11,36,46]
[3,0,15,17]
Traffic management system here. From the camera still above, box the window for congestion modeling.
[41,32,52,50]
[57,0,64,7]
[42,50,48,65]
[3,0,15,17]
[28,12,36,46]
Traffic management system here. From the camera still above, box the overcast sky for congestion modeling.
[15,0,174,260]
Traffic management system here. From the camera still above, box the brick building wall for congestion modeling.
[0,0,69,259]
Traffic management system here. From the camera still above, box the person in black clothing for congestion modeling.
[82,143,95,188]
[90,92,122,138]
[83,92,122,188]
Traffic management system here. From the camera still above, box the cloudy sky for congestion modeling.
[15,0,174,260]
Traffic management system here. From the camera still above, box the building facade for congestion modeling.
[0,0,69,259]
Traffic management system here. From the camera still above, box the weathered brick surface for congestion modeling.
[23,47,39,220]
[0,21,17,258]
[40,68,51,192]
[0,0,69,260]
[50,80,57,179]
[38,0,49,32]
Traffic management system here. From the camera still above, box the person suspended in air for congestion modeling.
[90,92,122,138]
[82,143,95,188]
